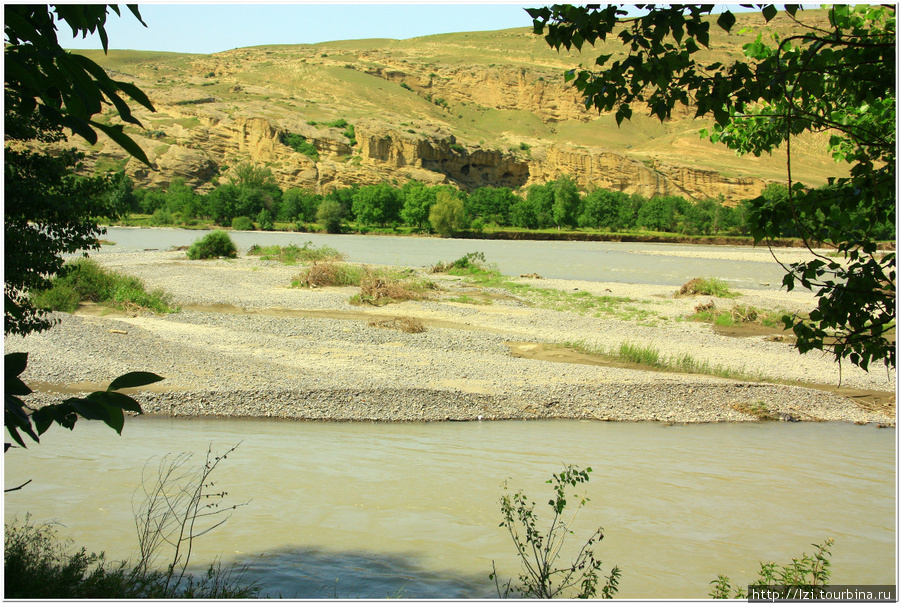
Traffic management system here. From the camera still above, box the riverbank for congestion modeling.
[108,220,898,250]
[6,249,895,425]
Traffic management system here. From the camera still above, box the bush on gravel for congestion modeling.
[187,231,237,260]
[31,258,176,315]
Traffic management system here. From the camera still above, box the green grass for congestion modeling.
[692,304,786,328]
[248,241,345,264]
[677,277,738,298]
[433,252,659,321]
[32,258,178,315]
[563,339,765,382]
[446,294,493,305]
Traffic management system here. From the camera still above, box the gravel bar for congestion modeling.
[6,248,894,425]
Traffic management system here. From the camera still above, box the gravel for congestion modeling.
[6,249,894,425]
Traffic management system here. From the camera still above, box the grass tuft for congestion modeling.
[691,301,786,328]
[293,261,365,288]
[248,241,345,264]
[31,258,177,315]
[677,277,738,298]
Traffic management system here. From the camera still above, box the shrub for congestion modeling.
[352,273,435,306]
[711,538,834,599]
[187,231,237,260]
[677,277,737,298]
[149,208,173,226]
[293,262,366,288]
[30,258,176,315]
[231,216,253,231]
[248,242,345,264]
[490,465,621,599]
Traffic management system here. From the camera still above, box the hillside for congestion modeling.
[70,9,844,202]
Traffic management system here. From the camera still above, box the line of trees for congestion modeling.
[109,165,830,239]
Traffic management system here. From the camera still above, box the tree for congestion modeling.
[399,180,437,230]
[5,5,163,448]
[317,199,345,234]
[578,189,625,230]
[429,190,467,237]
[352,183,402,227]
[5,4,157,336]
[467,186,518,226]
[551,175,581,229]
[528,4,895,371]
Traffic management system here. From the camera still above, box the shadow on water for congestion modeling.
[228,546,497,599]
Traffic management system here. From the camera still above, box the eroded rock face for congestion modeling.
[83,110,768,201]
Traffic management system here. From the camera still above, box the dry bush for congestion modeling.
[294,262,364,288]
[355,274,434,306]
[368,316,426,333]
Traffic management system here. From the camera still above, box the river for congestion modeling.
[4,416,895,599]
[8,227,896,598]
[96,226,794,289]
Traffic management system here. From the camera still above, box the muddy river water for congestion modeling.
[4,416,895,599]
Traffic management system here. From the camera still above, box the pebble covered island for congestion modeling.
[7,246,895,426]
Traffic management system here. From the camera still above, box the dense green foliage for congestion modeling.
[186,231,238,260]
[429,190,468,236]
[528,4,896,370]
[115,170,843,241]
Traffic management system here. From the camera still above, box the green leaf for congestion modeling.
[107,371,164,392]
[5,352,29,379]
[762,5,778,23]
[87,390,143,414]
[92,122,151,166]
[716,11,736,32]
[67,398,111,422]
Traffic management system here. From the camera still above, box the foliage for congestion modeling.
[352,182,402,227]
[256,208,274,231]
[677,277,737,299]
[466,186,518,226]
[4,352,163,452]
[248,242,345,264]
[186,231,238,260]
[528,4,895,371]
[31,258,177,316]
[5,5,156,164]
[400,180,438,230]
[353,271,436,306]
[317,199,345,233]
[281,188,323,222]
[293,262,366,288]
[429,190,467,237]
[711,538,834,599]
[490,465,620,599]
[4,111,124,336]
[551,175,580,228]
[230,216,253,231]
[281,132,319,161]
